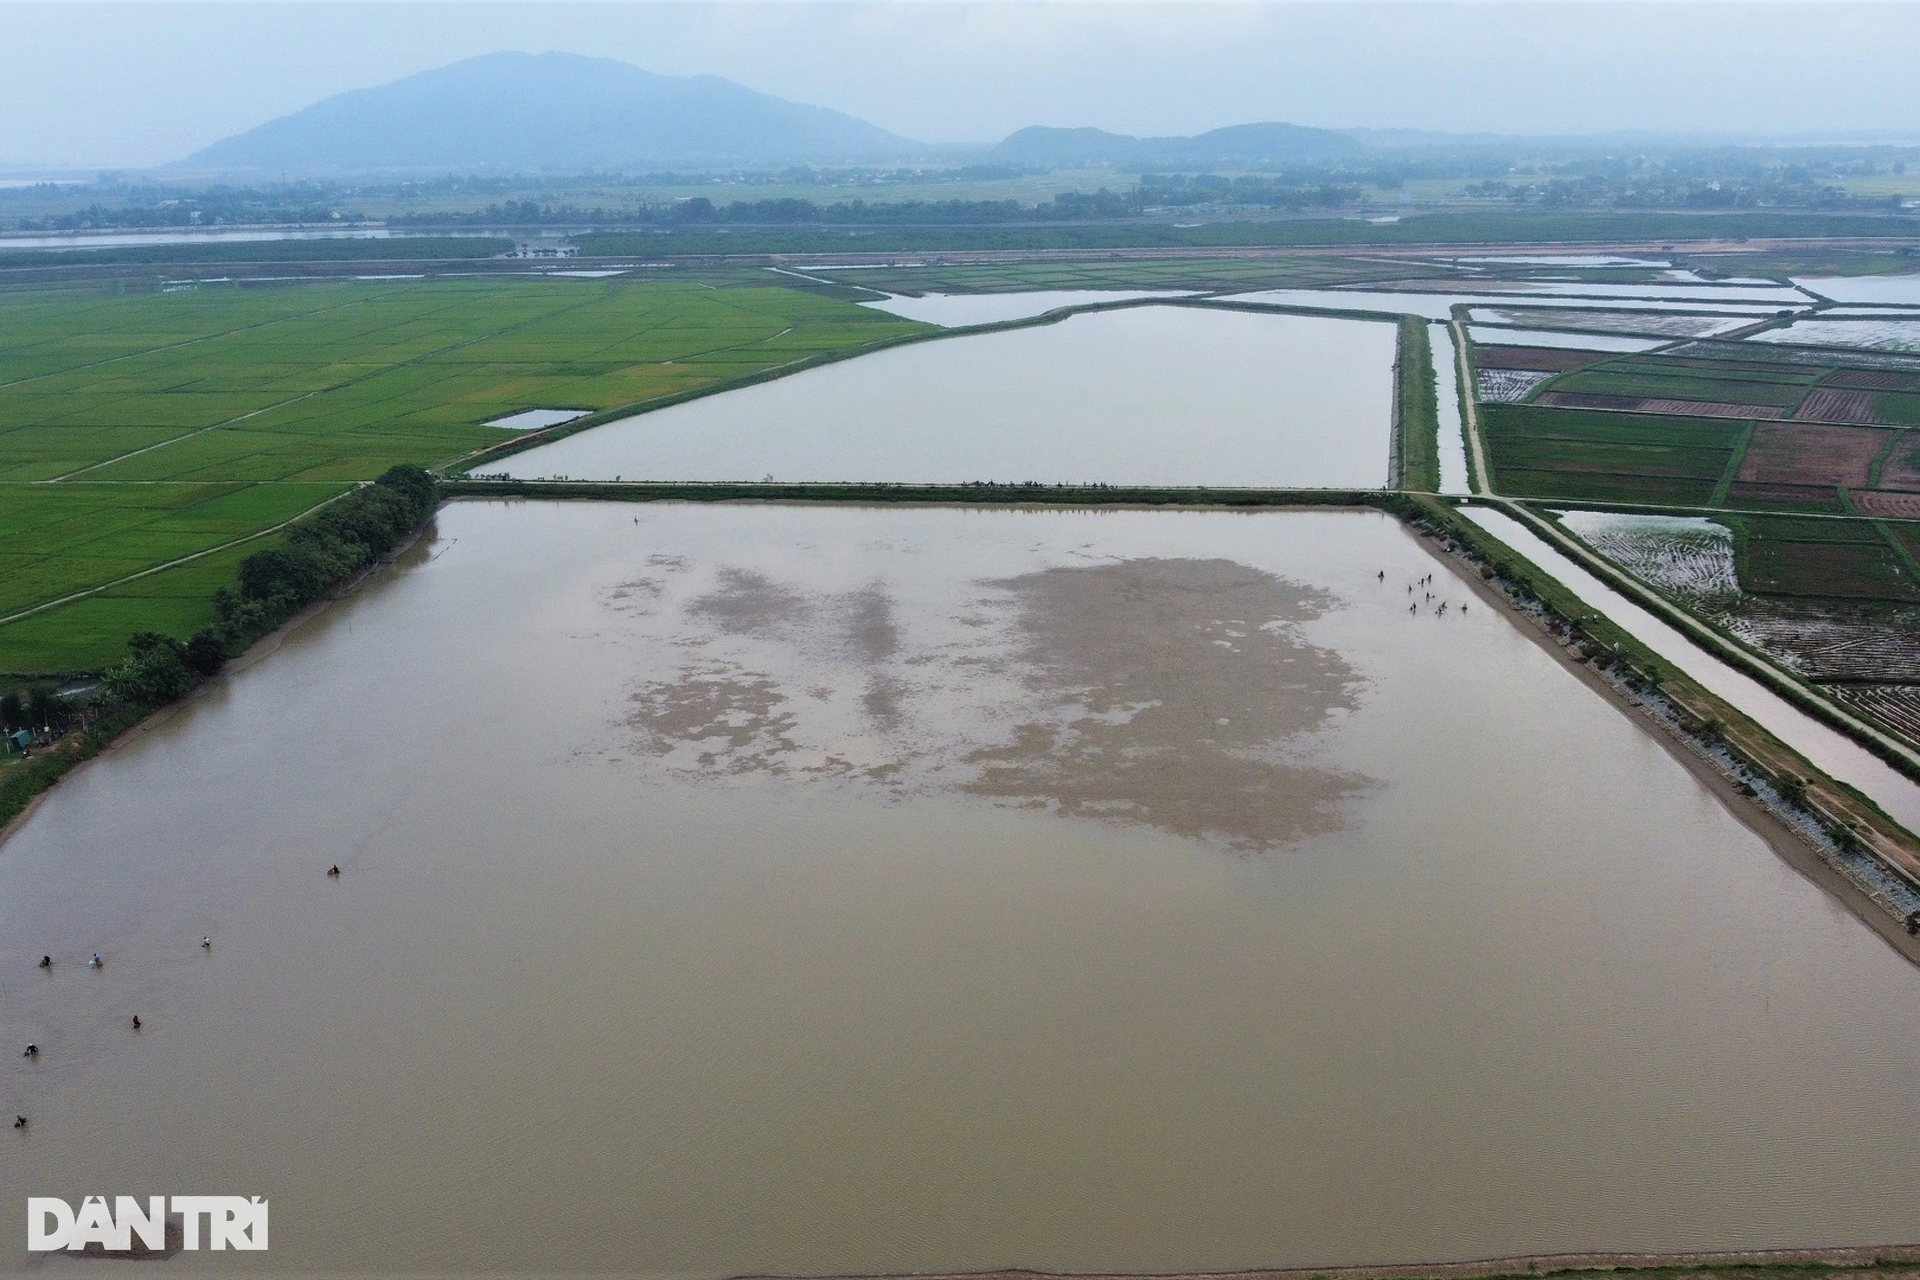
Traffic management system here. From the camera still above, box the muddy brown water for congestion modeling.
[4,502,1920,1275]
[476,306,1396,488]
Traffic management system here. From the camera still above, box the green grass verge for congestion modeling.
[1396,317,1441,491]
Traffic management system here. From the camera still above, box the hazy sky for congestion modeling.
[6,2,1920,169]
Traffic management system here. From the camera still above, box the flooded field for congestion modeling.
[6,501,1920,1274]
[479,306,1396,487]
[1470,308,1757,339]
[1750,317,1920,353]
[1469,326,1667,353]
[859,290,1194,326]
[1796,274,1920,306]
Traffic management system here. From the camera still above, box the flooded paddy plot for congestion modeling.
[6,501,1920,1272]
[479,305,1396,487]
[1795,274,1920,306]
[858,290,1195,327]
[1471,307,1759,339]
[1448,254,1674,268]
[1558,510,1740,603]
[1749,317,1920,354]
[1476,367,1555,402]
[1469,326,1668,353]
[1481,280,1813,305]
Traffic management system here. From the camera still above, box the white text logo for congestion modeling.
[27,1196,268,1252]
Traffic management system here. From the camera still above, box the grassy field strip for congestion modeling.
[1708,423,1755,506]
[1866,429,1903,488]
[0,485,358,628]
[1492,496,1920,781]
[1394,317,1441,491]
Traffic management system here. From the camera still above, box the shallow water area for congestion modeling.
[1749,317,1920,353]
[479,305,1395,487]
[1469,326,1668,353]
[5,502,1920,1274]
[483,407,591,430]
[1220,287,1794,322]
[1796,274,1920,306]
[858,289,1194,326]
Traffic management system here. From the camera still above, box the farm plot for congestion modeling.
[1541,355,1820,415]
[0,275,928,672]
[1750,318,1920,354]
[1478,368,1554,402]
[1480,404,1743,505]
[1670,338,1920,376]
[1729,423,1892,515]
[1849,490,1920,519]
[1730,514,1920,603]
[1861,432,1920,491]
[1826,684,1920,743]
[1476,344,1608,403]
[1727,607,1920,681]
[1474,345,1610,373]
[1557,509,1740,602]
[1472,307,1759,339]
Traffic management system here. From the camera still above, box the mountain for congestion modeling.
[991,122,1363,168]
[178,52,921,174]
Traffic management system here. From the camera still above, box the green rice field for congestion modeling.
[0,275,925,673]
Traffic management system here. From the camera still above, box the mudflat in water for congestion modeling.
[479,305,1396,487]
[5,503,1920,1274]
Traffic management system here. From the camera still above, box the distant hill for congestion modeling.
[179,51,922,174]
[992,122,1363,168]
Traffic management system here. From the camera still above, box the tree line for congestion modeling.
[3,466,439,823]
[96,466,439,707]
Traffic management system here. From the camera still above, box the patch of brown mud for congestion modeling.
[616,557,1372,850]
[964,558,1369,850]
[688,568,814,634]
[628,665,802,775]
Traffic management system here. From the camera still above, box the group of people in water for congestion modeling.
[14,866,343,1132]
[1381,569,1468,619]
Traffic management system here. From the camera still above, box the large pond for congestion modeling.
[478,305,1396,488]
[5,501,1920,1274]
